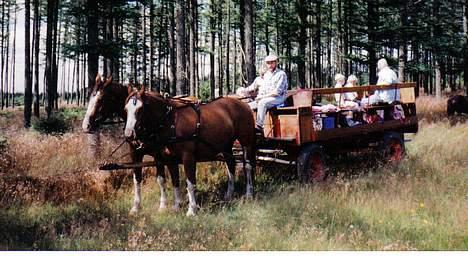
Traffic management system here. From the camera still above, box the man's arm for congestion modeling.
[256,72,288,100]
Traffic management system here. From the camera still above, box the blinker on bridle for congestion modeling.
[131,96,138,106]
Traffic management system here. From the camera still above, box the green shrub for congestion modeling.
[0,135,7,150]
[32,114,70,135]
[198,80,212,102]
[59,107,86,121]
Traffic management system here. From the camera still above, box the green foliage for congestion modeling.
[0,135,7,151]
[32,114,71,135]
[58,107,86,121]
[198,80,212,102]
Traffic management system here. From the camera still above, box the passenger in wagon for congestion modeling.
[342,75,360,109]
[246,54,289,135]
[362,58,400,105]
[236,65,267,98]
[334,73,346,105]
[376,58,400,103]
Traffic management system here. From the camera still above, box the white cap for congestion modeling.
[264,54,278,62]
[347,75,358,83]
[377,58,388,71]
[335,74,345,82]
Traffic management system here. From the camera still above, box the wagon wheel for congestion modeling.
[381,132,405,164]
[297,144,328,183]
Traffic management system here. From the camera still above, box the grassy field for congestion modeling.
[0,97,466,250]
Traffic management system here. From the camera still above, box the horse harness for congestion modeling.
[132,96,218,153]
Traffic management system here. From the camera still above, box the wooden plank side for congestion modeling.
[400,87,416,103]
[314,116,418,141]
[299,110,313,144]
[307,83,416,95]
[278,115,299,142]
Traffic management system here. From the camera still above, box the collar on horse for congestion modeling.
[135,97,217,153]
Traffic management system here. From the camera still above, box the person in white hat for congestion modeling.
[247,54,288,135]
[343,75,359,108]
[375,58,400,103]
[362,58,400,106]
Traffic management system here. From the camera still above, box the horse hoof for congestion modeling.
[186,207,197,217]
[159,201,167,212]
[129,206,140,216]
[158,205,167,212]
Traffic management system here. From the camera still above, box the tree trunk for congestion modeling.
[217,1,224,96]
[244,0,255,84]
[464,0,468,95]
[297,0,307,89]
[367,0,377,85]
[210,0,216,99]
[149,1,155,90]
[315,0,322,87]
[168,1,176,95]
[10,6,16,108]
[189,0,197,96]
[435,59,442,99]
[33,0,40,116]
[87,0,98,96]
[225,0,230,94]
[141,3,147,86]
[398,44,406,83]
[45,0,54,116]
[239,0,245,84]
[52,0,59,109]
[1,0,5,110]
[24,0,33,126]
[4,1,10,108]
[175,0,187,95]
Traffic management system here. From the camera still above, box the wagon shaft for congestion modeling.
[99,161,158,171]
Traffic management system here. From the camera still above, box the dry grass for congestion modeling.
[0,96,466,250]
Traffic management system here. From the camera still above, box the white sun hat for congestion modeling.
[264,54,278,62]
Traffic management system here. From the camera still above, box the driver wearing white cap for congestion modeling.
[246,54,288,135]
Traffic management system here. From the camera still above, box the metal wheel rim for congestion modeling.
[388,139,404,162]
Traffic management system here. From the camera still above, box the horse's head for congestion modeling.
[82,74,119,133]
[124,87,169,141]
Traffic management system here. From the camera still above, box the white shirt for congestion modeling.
[335,82,357,105]
[258,68,288,98]
[334,82,345,103]
[375,67,400,103]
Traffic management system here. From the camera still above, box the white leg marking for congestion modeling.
[130,174,142,215]
[157,176,167,211]
[245,161,254,199]
[225,170,235,200]
[186,179,197,216]
[173,187,182,211]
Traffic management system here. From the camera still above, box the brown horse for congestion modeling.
[82,74,182,213]
[82,74,128,133]
[124,89,256,216]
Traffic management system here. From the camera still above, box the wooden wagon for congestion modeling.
[254,82,418,182]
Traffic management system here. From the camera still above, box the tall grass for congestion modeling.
[0,97,466,250]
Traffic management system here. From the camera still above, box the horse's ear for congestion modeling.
[95,73,102,83]
[104,75,113,87]
[127,84,133,95]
